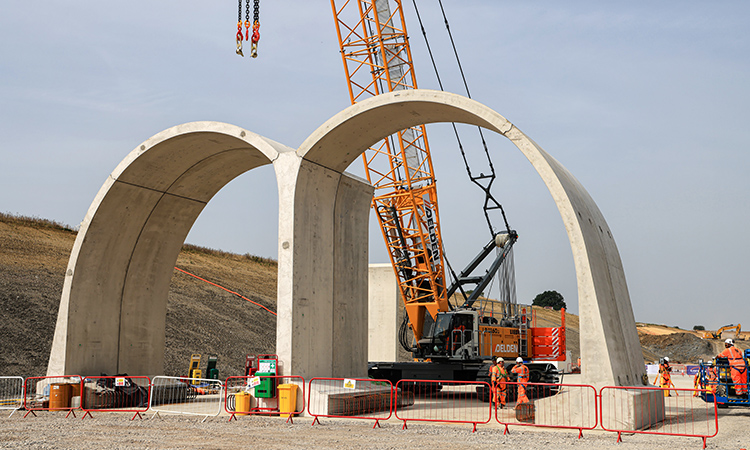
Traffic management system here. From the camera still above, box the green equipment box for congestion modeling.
[254,359,277,398]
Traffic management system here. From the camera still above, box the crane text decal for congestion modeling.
[495,344,518,354]
[424,207,440,263]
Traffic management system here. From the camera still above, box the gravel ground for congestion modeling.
[1,408,748,450]
[2,376,748,450]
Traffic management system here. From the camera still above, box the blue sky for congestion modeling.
[1,1,748,330]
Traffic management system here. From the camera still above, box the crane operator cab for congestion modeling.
[418,310,478,360]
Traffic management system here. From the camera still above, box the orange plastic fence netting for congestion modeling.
[174,266,276,316]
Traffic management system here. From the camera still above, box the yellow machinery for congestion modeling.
[188,354,202,380]
[702,324,742,340]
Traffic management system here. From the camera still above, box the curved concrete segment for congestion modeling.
[298,90,645,387]
[50,90,644,388]
[48,122,294,376]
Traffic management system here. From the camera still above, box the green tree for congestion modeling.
[532,290,566,310]
[693,325,705,331]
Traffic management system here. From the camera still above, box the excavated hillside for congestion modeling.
[2,213,744,379]
[0,213,277,378]
[636,325,749,364]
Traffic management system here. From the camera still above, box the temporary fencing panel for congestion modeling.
[599,386,718,449]
[150,376,223,421]
[80,375,150,420]
[307,378,393,427]
[23,375,83,418]
[394,380,491,432]
[225,375,305,423]
[494,381,597,438]
[0,376,24,417]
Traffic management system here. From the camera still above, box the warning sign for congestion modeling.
[343,379,356,389]
[248,376,261,388]
[115,377,126,387]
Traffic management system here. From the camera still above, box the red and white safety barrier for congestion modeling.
[495,381,597,438]
[394,380,491,432]
[80,375,150,420]
[599,386,718,449]
[0,376,24,417]
[307,377,393,427]
[150,376,223,421]
[23,375,83,418]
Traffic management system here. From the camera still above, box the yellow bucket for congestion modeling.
[278,384,298,418]
[234,391,251,415]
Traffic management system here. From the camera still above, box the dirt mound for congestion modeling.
[639,332,715,364]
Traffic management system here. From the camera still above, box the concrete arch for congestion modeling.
[50,90,643,388]
[291,90,644,387]
[48,122,295,375]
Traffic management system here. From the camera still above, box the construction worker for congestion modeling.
[693,368,701,397]
[717,338,747,396]
[705,362,718,395]
[490,357,508,409]
[511,357,530,405]
[659,357,673,397]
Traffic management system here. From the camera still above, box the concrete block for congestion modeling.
[531,387,598,429]
[600,388,665,431]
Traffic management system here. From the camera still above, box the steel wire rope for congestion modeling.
[411,0,519,309]
[410,0,511,236]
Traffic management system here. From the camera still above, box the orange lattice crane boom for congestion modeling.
[330,0,451,343]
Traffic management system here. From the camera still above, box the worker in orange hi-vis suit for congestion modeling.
[706,363,718,395]
[717,339,747,396]
[659,357,673,397]
[490,357,508,409]
[511,357,530,405]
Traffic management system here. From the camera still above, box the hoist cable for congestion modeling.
[411,0,512,235]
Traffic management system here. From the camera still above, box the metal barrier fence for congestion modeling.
[495,381,597,438]
[394,380,491,432]
[0,376,24,417]
[23,375,83,418]
[80,375,150,420]
[225,375,305,423]
[149,376,223,421]
[599,386,718,449]
[307,378,394,427]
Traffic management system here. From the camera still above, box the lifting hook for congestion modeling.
[250,21,260,58]
[236,24,244,57]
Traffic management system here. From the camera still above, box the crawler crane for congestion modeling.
[327,0,566,395]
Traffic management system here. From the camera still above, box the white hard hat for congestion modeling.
[664,357,669,362]
[496,357,504,363]
[725,338,734,345]
[516,357,523,363]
